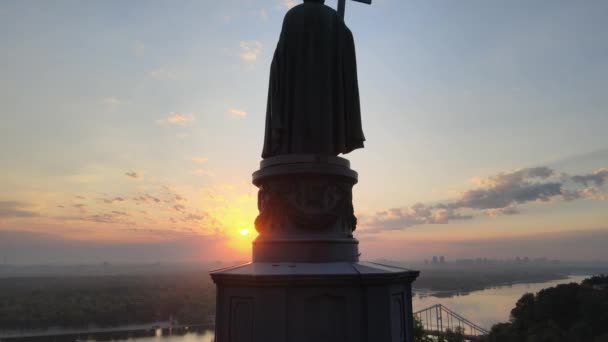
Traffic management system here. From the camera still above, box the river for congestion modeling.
[412,274,588,329]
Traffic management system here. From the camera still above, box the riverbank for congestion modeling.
[0,324,213,341]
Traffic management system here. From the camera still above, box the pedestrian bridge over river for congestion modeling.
[414,304,489,340]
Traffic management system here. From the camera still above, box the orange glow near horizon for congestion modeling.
[225,226,257,255]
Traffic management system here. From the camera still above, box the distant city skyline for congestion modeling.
[1,0,607,263]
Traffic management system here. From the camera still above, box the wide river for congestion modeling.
[95,275,587,341]
[412,275,588,329]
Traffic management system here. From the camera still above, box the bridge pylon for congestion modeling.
[414,304,489,340]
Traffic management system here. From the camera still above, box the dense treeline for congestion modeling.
[0,272,216,331]
[481,275,608,342]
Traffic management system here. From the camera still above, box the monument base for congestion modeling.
[211,261,419,342]
[211,155,420,341]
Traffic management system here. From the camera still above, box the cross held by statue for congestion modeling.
[337,0,372,19]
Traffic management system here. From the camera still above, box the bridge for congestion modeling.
[414,304,489,340]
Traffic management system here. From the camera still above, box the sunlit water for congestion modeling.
[105,331,215,342]
[412,275,588,329]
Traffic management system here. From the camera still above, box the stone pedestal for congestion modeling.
[211,155,419,342]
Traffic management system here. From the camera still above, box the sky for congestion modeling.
[1,0,607,264]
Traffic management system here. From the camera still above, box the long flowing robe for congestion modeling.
[261,2,365,158]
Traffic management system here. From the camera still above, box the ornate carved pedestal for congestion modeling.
[211,155,419,342]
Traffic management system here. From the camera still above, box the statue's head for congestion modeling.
[303,0,325,4]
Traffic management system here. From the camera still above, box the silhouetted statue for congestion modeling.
[261,0,366,158]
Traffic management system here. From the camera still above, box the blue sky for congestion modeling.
[0,0,607,263]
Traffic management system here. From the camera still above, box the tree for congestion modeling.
[413,316,433,342]
[437,327,466,342]
[482,275,608,342]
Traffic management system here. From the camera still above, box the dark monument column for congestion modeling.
[211,1,419,341]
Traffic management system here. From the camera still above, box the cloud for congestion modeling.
[563,187,607,201]
[228,108,248,117]
[364,203,472,233]
[454,180,562,210]
[80,212,135,225]
[483,205,521,217]
[183,213,208,222]
[125,171,141,179]
[239,40,263,61]
[470,167,554,187]
[132,194,162,205]
[363,166,608,233]
[161,186,187,203]
[191,156,209,164]
[157,112,195,125]
[449,167,568,212]
[279,0,298,9]
[73,203,87,213]
[101,197,126,204]
[0,201,39,218]
[571,168,608,187]
[578,187,606,200]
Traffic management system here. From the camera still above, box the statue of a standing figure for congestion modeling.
[262,0,366,158]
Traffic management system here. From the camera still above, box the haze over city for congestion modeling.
[1,0,607,264]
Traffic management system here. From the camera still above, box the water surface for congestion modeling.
[412,275,588,329]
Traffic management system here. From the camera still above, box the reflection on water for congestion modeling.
[113,331,215,342]
[413,275,588,329]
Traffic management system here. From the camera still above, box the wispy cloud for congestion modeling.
[0,201,39,218]
[132,194,162,205]
[571,168,608,187]
[239,40,263,61]
[125,171,141,179]
[101,196,127,204]
[72,203,87,213]
[157,112,195,125]
[453,167,561,210]
[228,108,247,117]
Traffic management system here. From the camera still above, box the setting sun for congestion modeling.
[239,228,250,236]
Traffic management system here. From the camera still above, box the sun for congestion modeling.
[239,228,250,236]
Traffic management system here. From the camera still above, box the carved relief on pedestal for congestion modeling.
[254,176,357,236]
